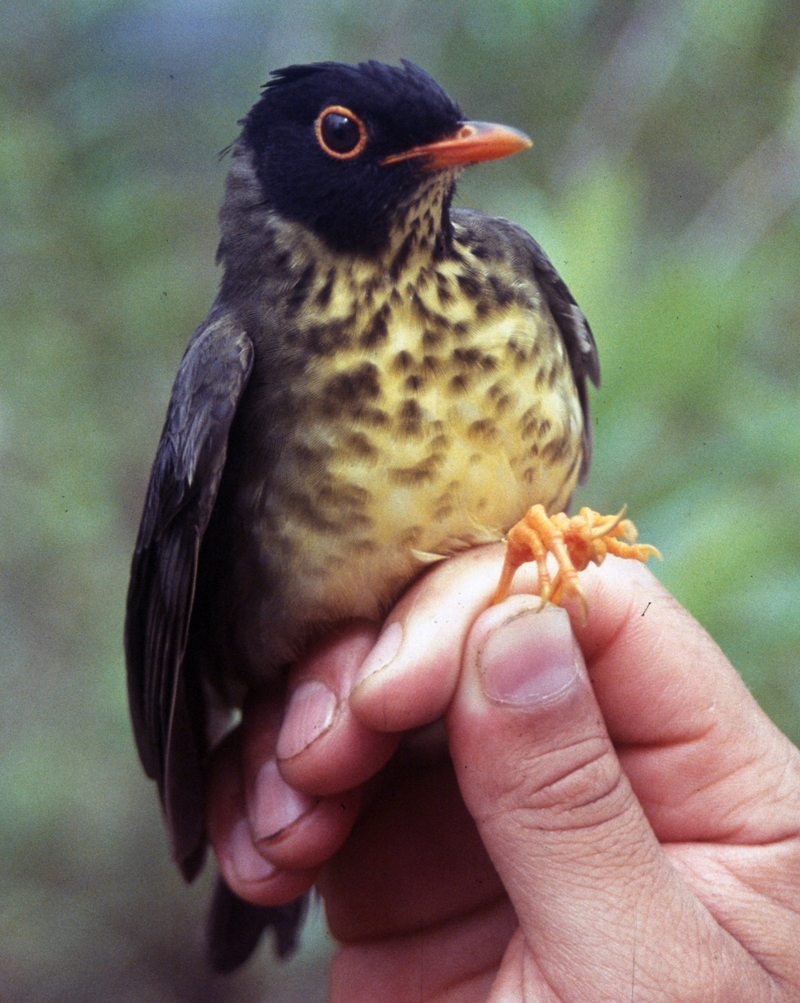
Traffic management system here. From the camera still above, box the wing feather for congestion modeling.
[124,311,253,877]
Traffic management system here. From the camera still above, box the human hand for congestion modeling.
[207,548,800,1001]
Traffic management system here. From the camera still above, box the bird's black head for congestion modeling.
[238,60,528,258]
[240,60,462,257]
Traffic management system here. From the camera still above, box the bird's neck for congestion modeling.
[216,144,459,298]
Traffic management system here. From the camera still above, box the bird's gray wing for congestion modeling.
[124,308,254,880]
[452,208,600,483]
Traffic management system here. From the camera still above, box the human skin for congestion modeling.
[206,549,800,1002]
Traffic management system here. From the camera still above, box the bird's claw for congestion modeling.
[492,504,661,617]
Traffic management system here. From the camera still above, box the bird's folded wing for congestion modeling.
[124,309,253,878]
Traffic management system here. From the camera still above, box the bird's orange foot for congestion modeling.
[492,504,661,617]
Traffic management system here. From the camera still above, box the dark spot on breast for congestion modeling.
[468,418,498,443]
[287,481,372,533]
[400,525,423,546]
[290,441,333,469]
[452,321,469,339]
[305,321,351,355]
[494,393,511,414]
[421,353,443,374]
[541,435,571,464]
[452,346,481,369]
[314,267,336,309]
[344,432,378,460]
[321,361,380,414]
[360,302,391,349]
[506,339,528,366]
[488,274,514,307]
[432,484,454,512]
[547,360,564,387]
[358,407,390,427]
[432,231,449,262]
[318,481,370,510]
[429,310,453,330]
[405,374,423,392]
[393,350,414,372]
[272,249,291,272]
[519,405,544,439]
[390,287,403,306]
[410,289,431,321]
[456,271,482,299]
[453,347,497,375]
[389,231,415,281]
[449,373,469,394]
[436,277,454,306]
[398,398,424,437]
[285,260,317,315]
[521,415,541,443]
[389,454,442,485]
[422,328,444,350]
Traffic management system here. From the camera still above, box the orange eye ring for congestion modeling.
[315,105,368,159]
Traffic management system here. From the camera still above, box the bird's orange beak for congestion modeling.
[382,121,532,169]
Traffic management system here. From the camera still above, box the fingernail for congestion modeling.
[353,621,403,686]
[228,818,277,884]
[249,759,316,842]
[276,680,337,760]
[480,605,579,706]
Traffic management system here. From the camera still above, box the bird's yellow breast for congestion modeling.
[257,229,584,627]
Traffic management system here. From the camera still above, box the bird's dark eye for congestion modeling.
[315,106,368,159]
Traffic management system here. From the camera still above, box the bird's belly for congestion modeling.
[247,305,585,659]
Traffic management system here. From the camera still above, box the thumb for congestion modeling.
[446,597,733,1001]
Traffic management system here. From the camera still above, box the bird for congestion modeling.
[124,59,657,974]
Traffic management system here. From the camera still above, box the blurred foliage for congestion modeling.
[1,0,799,998]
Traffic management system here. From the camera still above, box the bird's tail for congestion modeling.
[206,876,308,973]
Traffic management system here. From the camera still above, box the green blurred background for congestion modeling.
[2,0,799,999]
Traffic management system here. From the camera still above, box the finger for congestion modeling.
[573,558,800,844]
[350,544,522,732]
[205,727,319,906]
[240,692,362,870]
[447,598,776,1001]
[274,622,399,795]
